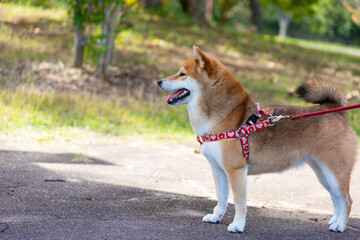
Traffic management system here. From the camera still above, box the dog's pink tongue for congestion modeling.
[164,89,185,104]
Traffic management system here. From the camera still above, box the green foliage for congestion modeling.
[261,0,319,19]
[261,0,360,43]
[213,0,246,23]
[59,0,126,65]
[303,0,358,39]
[85,34,108,63]
[61,0,124,26]
[139,0,189,19]
[342,0,360,26]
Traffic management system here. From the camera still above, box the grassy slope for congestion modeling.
[1,3,360,142]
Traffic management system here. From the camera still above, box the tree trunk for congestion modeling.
[181,0,211,24]
[179,0,190,12]
[249,0,262,32]
[189,0,206,21]
[96,3,123,79]
[205,0,213,24]
[276,7,291,39]
[73,25,86,68]
[73,0,87,68]
[143,0,162,8]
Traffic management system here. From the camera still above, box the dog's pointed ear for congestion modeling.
[193,45,210,71]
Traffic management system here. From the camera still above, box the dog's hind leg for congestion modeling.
[308,157,352,232]
[202,164,229,223]
[307,159,340,223]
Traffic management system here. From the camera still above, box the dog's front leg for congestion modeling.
[226,166,248,233]
[202,164,229,223]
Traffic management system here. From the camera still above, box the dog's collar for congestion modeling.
[196,106,273,161]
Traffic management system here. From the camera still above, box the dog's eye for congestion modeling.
[179,72,186,77]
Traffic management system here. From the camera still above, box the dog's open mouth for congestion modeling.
[164,88,190,105]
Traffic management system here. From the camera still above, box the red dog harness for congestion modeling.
[197,117,273,161]
[197,105,279,161]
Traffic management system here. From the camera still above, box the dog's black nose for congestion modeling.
[157,79,163,86]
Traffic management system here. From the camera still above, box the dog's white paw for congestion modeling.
[227,222,245,233]
[328,216,338,225]
[329,222,346,232]
[202,214,221,223]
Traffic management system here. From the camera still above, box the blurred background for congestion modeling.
[1,0,360,143]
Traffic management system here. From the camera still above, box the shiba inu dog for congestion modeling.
[157,46,358,233]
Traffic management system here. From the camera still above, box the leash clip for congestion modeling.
[268,115,290,126]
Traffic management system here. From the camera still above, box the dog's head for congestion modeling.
[158,46,228,106]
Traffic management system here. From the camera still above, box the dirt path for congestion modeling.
[0,136,359,239]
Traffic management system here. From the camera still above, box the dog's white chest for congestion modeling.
[200,141,224,170]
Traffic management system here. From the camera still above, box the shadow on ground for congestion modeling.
[0,150,359,240]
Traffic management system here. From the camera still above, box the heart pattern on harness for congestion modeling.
[209,134,217,141]
[197,118,273,162]
[226,131,235,138]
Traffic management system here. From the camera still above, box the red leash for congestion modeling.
[291,103,360,120]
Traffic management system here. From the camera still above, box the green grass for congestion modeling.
[0,3,66,23]
[0,3,71,66]
[0,86,193,142]
[71,153,90,163]
[1,83,359,143]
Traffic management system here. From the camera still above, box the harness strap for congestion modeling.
[238,118,272,161]
[197,115,273,161]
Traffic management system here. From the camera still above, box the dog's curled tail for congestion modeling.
[296,79,348,113]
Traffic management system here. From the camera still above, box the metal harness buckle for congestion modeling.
[237,126,248,138]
